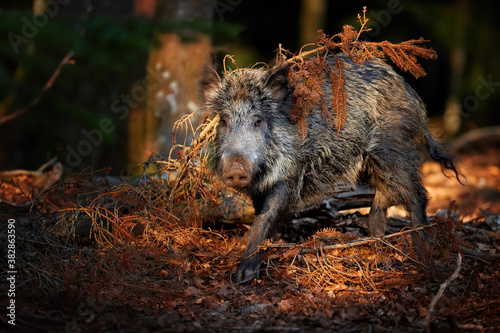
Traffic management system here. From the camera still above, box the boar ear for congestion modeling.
[265,64,290,101]
[200,54,222,102]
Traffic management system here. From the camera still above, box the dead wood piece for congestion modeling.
[425,253,463,333]
[460,246,500,261]
[0,157,62,202]
[171,192,255,224]
[464,225,500,239]
[297,184,374,218]
[0,198,32,208]
[451,126,500,153]
[0,157,57,178]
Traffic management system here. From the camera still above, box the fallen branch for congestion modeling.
[0,157,62,193]
[451,126,500,153]
[425,253,463,333]
[0,157,58,178]
[266,223,437,252]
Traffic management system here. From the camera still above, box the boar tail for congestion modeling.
[425,132,466,185]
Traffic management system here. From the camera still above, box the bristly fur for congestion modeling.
[201,53,463,283]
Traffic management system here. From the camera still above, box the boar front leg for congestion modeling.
[236,181,291,283]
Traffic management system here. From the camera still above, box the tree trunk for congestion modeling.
[127,0,213,174]
[298,0,327,47]
[443,0,468,138]
[134,0,156,18]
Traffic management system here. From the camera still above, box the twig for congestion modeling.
[425,253,463,333]
[379,238,428,269]
[354,258,377,291]
[355,6,369,42]
[265,223,437,252]
[0,50,74,126]
[286,45,329,64]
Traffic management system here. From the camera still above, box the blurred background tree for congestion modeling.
[0,0,498,174]
[129,0,213,175]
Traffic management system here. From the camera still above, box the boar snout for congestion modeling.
[222,156,252,188]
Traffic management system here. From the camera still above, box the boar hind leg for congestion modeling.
[366,150,429,237]
[405,182,430,253]
[368,189,390,237]
[406,182,429,229]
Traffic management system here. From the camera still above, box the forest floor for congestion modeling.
[1,138,499,332]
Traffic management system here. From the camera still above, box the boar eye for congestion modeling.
[254,119,262,127]
[220,118,227,127]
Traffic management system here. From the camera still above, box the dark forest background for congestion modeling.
[0,0,498,175]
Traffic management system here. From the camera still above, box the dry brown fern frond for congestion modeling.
[378,39,437,78]
[275,6,437,136]
[329,56,347,133]
[286,57,330,138]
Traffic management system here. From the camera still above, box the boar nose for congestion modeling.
[222,161,251,188]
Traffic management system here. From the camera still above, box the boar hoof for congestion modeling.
[235,255,261,283]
